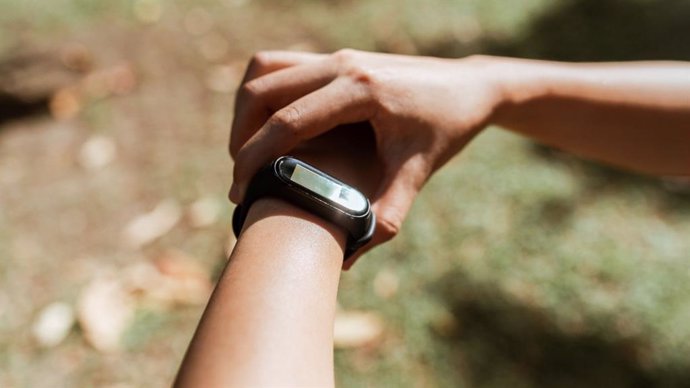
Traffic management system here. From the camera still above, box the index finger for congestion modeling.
[230,51,325,156]
[237,51,325,86]
[230,78,375,203]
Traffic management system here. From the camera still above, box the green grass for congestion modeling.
[1,0,689,387]
[335,129,690,387]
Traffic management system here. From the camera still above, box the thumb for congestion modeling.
[342,157,427,270]
[372,158,427,243]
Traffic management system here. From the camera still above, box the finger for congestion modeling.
[230,78,375,203]
[370,157,428,244]
[230,60,337,158]
[240,51,325,84]
[343,159,427,270]
[342,250,365,270]
[230,51,326,157]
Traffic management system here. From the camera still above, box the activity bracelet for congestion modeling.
[231,156,376,259]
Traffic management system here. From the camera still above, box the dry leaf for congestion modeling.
[123,252,212,308]
[105,63,137,96]
[373,268,399,299]
[78,135,116,171]
[121,261,162,295]
[78,275,135,352]
[152,251,213,306]
[333,310,385,349]
[32,302,75,347]
[60,43,93,73]
[187,197,221,228]
[123,200,181,248]
[83,63,137,99]
[49,87,81,120]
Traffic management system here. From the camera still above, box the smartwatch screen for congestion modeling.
[278,158,368,214]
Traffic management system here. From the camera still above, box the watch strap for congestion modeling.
[232,158,375,259]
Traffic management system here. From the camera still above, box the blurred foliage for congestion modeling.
[1,0,689,387]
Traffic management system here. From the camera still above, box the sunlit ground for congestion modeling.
[1,1,689,387]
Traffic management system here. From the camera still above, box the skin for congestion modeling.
[174,197,346,387]
[175,124,381,387]
[176,50,690,386]
[228,49,690,265]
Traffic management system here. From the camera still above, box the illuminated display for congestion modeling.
[288,164,367,213]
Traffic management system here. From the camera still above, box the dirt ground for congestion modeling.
[2,1,690,387]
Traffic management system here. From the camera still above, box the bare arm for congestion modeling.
[228,50,690,260]
[491,58,690,175]
[175,124,380,386]
[174,198,344,387]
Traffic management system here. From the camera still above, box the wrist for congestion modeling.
[239,197,347,262]
[475,56,566,125]
[453,55,532,127]
[200,197,343,387]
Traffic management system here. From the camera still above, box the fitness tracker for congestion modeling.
[232,156,376,259]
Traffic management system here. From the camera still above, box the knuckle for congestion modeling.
[270,106,303,137]
[346,65,376,88]
[331,50,379,92]
[249,51,272,68]
[377,214,402,241]
[333,48,358,63]
[239,79,263,100]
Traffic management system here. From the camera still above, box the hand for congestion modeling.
[229,49,505,258]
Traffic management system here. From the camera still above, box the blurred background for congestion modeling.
[1,0,690,387]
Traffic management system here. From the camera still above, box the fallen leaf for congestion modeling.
[105,63,137,96]
[83,63,137,99]
[122,252,212,308]
[333,310,385,349]
[49,87,81,120]
[78,275,135,352]
[123,200,181,248]
[187,197,221,228]
[60,43,93,73]
[152,250,213,306]
[32,302,75,347]
[373,268,399,299]
[78,135,117,171]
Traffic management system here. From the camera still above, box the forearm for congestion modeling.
[175,198,344,388]
[485,56,690,175]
